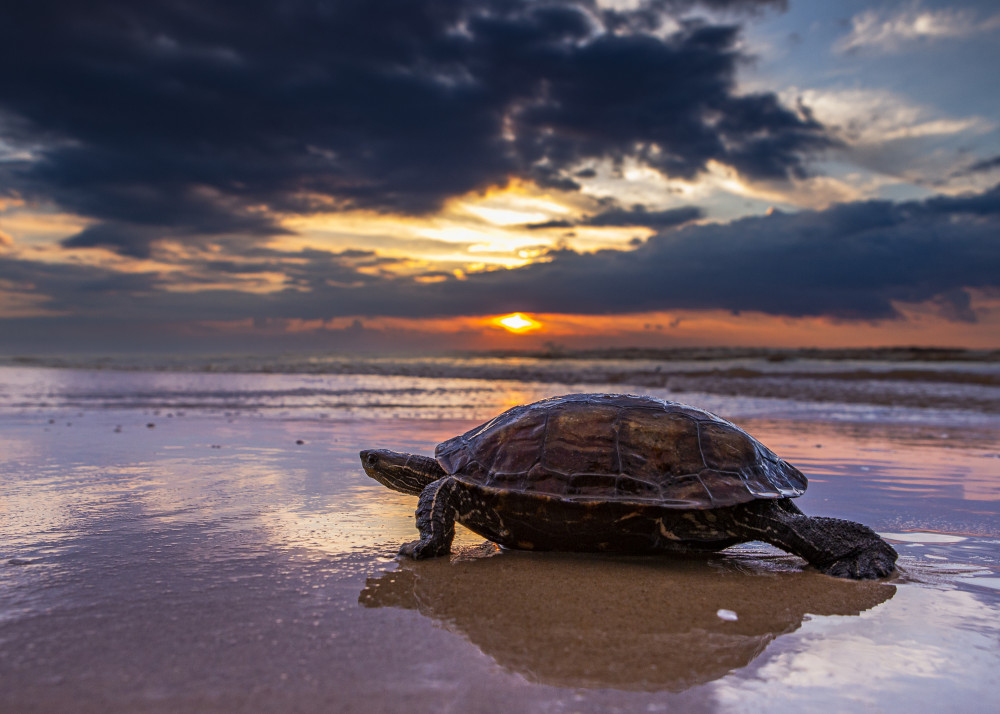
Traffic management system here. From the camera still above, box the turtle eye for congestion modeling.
[366,452,378,466]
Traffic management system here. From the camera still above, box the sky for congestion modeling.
[1,0,998,354]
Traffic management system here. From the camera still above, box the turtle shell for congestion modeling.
[434,393,807,509]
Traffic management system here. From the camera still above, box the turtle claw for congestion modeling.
[398,539,450,560]
[820,542,898,579]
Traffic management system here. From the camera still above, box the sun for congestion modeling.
[493,312,542,333]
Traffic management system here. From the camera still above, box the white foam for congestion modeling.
[881,532,967,544]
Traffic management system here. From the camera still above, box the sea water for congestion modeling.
[0,351,998,711]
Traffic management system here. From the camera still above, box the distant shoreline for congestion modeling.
[2,345,998,374]
[468,345,1000,363]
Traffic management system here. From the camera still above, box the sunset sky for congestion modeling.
[1,0,998,353]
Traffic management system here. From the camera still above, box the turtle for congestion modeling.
[360,393,897,579]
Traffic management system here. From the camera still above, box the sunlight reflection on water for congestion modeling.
[712,583,1000,710]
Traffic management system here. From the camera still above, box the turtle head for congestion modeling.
[360,449,445,495]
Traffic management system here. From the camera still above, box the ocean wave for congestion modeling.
[1,347,997,415]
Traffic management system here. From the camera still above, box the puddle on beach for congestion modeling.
[2,399,999,711]
[359,547,898,692]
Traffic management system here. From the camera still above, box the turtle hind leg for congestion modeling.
[399,477,462,559]
[731,499,898,579]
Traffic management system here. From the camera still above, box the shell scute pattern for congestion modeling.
[697,420,761,471]
[540,404,621,475]
[487,409,547,476]
[525,463,568,494]
[617,407,703,478]
[434,394,807,509]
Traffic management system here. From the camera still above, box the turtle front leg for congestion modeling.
[731,499,898,579]
[399,477,463,559]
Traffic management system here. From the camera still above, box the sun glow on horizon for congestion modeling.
[494,312,542,333]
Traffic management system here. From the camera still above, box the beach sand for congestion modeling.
[2,365,999,712]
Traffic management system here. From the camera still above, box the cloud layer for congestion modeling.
[3,184,997,337]
[836,2,1000,55]
[447,185,1000,322]
[0,0,825,256]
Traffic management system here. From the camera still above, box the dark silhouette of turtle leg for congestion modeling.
[731,499,897,579]
[399,477,464,559]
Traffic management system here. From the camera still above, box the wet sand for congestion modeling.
[2,369,1000,712]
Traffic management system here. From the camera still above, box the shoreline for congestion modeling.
[3,344,999,373]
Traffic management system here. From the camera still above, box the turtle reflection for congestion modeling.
[359,548,895,691]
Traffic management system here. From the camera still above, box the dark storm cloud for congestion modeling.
[525,204,702,229]
[584,204,703,227]
[963,155,1000,174]
[0,255,167,311]
[0,0,825,255]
